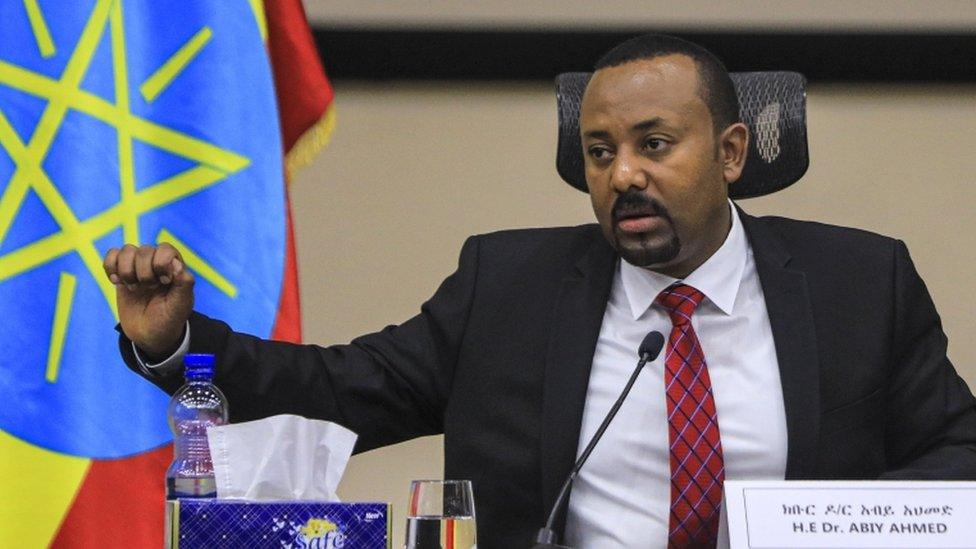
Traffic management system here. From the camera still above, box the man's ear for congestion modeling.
[719,122,749,184]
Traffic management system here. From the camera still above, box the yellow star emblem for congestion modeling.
[0,0,250,382]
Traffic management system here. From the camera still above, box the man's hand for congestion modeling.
[103,243,194,361]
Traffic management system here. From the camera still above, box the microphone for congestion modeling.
[531,331,665,549]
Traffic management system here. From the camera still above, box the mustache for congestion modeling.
[611,190,672,223]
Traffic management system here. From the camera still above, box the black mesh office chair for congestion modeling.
[555,71,809,198]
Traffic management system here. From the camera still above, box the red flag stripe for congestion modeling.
[265,0,333,154]
[50,445,171,547]
[270,184,303,343]
[268,0,335,342]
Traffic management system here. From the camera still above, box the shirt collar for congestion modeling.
[619,200,748,320]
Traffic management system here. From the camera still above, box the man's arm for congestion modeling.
[112,237,481,453]
[881,240,976,479]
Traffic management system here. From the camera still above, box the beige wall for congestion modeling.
[304,0,976,31]
[291,81,976,543]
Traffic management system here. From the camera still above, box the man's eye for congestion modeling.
[644,138,667,151]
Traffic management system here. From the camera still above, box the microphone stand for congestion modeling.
[530,331,665,549]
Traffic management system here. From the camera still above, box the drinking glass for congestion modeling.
[404,479,477,549]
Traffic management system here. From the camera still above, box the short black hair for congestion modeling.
[594,34,740,132]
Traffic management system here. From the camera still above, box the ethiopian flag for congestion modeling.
[0,1,332,546]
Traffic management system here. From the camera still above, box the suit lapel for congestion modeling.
[739,209,821,479]
[539,233,617,522]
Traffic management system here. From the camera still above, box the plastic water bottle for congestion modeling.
[165,353,228,499]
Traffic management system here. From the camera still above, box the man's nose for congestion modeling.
[610,150,649,193]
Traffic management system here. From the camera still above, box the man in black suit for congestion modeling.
[106,35,976,548]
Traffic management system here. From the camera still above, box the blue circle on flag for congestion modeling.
[0,1,284,458]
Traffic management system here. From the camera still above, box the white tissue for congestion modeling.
[206,414,357,501]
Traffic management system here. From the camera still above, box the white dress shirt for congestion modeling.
[563,203,788,548]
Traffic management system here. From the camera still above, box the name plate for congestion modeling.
[723,480,976,548]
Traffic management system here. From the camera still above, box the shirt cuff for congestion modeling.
[131,321,190,375]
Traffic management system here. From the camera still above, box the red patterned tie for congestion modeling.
[656,283,724,548]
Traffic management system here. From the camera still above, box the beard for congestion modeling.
[610,189,682,268]
[614,229,681,267]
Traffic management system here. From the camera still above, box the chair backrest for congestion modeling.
[555,71,809,199]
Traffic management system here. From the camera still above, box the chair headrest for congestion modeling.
[555,71,809,199]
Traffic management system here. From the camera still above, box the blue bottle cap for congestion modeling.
[184,353,215,367]
[184,353,215,380]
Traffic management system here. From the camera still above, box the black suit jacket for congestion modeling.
[123,209,976,548]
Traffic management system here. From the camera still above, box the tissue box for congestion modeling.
[166,499,390,548]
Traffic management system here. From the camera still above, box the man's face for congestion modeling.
[579,54,746,278]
